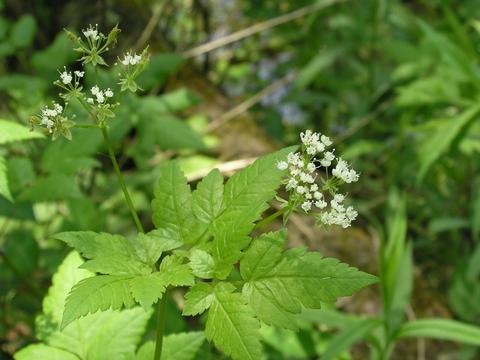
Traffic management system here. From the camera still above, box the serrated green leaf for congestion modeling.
[128,273,168,310]
[0,155,12,202]
[135,332,205,360]
[189,249,215,279]
[192,169,224,225]
[211,147,295,278]
[40,252,92,330]
[132,229,183,267]
[159,255,195,287]
[51,308,150,360]
[61,275,136,328]
[123,255,193,310]
[54,232,151,276]
[14,344,78,360]
[26,251,150,360]
[183,283,214,316]
[206,283,263,360]
[241,230,377,331]
[0,119,43,144]
[152,161,204,244]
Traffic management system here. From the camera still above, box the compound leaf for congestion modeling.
[241,230,377,330]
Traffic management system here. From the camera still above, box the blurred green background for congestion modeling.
[1,0,480,358]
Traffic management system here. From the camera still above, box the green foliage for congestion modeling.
[211,146,295,278]
[0,119,43,144]
[0,154,12,201]
[320,318,381,360]
[17,252,150,360]
[417,104,480,181]
[53,232,189,325]
[133,332,205,360]
[205,283,263,360]
[192,169,224,225]
[152,161,204,244]
[9,14,36,49]
[50,148,376,359]
[396,319,480,347]
[241,230,378,331]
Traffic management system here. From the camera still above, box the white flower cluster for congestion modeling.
[87,86,114,104]
[59,67,84,85]
[319,194,358,228]
[40,103,63,133]
[332,158,359,183]
[277,130,360,228]
[82,24,100,41]
[121,51,142,66]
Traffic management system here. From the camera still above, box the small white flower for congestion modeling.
[315,142,325,153]
[91,86,100,95]
[83,24,100,40]
[105,88,114,98]
[306,162,316,173]
[305,192,312,200]
[333,194,345,203]
[301,201,312,212]
[87,97,94,104]
[60,70,72,84]
[121,55,131,66]
[53,103,63,113]
[96,92,105,103]
[313,191,322,200]
[324,151,335,161]
[74,70,84,78]
[346,206,358,221]
[277,161,288,170]
[296,186,306,195]
[320,159,332,167]
[290,168,300,176]
[310,184,318,192]
[321,135,332,146]
[131,54,141,65]
[304,174,315,183]
[315,200,327,209]
[286,178,298,189]
[287,152,300,164]
[306,146,317,155]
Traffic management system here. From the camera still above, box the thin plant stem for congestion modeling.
[100,125,144,233]
[154,289,169,360]
[254,205,289,230]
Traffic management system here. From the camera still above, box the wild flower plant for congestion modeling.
[20,24,377,360]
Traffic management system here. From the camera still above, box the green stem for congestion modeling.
[254,206,289,230]
[100,125,144,233]
[154,289,169,360]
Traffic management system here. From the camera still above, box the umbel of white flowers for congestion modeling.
[277,130,359,228]
[31,24,150,140]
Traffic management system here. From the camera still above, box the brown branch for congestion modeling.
[182,0,347,58]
